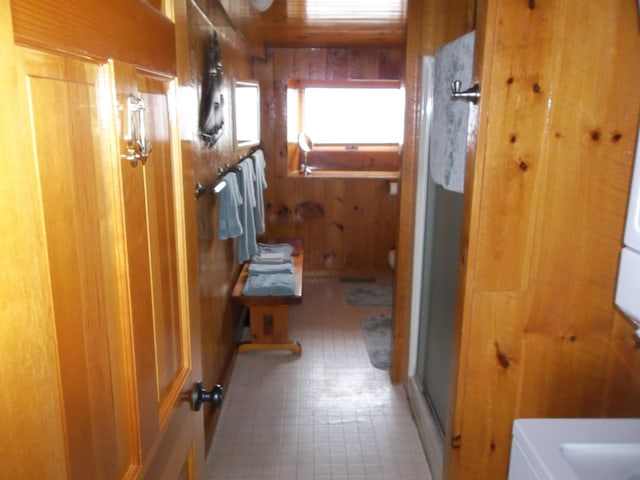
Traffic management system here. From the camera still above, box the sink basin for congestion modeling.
[509,419,640,480]
[560,443,640,480]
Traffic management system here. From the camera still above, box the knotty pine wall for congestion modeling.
[253,48,402,276]
[179,0,253,449]
[445,1,640,480]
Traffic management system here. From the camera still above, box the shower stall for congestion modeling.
[406,31,476,480]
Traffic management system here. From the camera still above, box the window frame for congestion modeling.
[287,79,403,176]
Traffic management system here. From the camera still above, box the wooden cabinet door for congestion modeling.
[0,4,205,480]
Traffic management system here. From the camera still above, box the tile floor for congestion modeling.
[206,277,432,480]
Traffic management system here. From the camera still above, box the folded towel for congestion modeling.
[248,262,295,275]
[236,159,258,263]
[252,149,268,235]
[242,272,297,296]
[256,242,295,257]
[251,256,292,265]
[217,173,243,240]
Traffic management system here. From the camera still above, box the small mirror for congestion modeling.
[298,132,313,153]
[233,80,260,148]
[298,132,313,174]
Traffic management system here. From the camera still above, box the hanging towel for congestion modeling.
[236,158,258,263]
[217,173,243,240]
[252,149,268,235]
[429,30,476,194]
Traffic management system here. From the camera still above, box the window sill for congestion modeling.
[287,170,400,180]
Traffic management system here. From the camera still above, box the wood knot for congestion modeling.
[533,83,541,93]
[495,342,511,369]
[519,161,528,171]
[529,0,536,9]
[612,133,622,142]
[334,222,344,231]
[507,77,514,85]
[510,134,518,143]
[591,130,601,141]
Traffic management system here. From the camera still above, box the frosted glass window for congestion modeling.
[302,87,403,144]
[234,81,260,147]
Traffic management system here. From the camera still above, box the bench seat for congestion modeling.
[231,239,303,355]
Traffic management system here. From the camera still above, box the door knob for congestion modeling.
[191,381,224,411]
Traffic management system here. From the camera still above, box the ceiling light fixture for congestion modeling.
[249,0,274,12]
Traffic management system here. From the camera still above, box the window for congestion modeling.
[288,80,403,145]
[287,80,404,176]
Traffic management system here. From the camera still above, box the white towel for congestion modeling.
[252,149,268,235]
[217,173,243,240]
[429,30,475,194]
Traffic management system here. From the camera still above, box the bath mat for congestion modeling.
[344,284,393,306]
[361,314,392,370]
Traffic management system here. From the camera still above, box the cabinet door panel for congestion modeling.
[12,47,138,480]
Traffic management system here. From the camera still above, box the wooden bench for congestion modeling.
[231,239,303,355]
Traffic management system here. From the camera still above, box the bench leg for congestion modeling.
[238,305,301,355]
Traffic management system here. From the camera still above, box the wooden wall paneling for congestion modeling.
[326,48,349,80]
[292,49,328,271]
[373,181,399,272]
[271,48,295,180]
[322,178,347,271]
[184,0,254,448]
[378,48,403,80]
[450,292,525,478]
[173,1,207,475]
[448,0,640,479]
[472,1,558,292]
[348,48,380,80]
[11,0,176,75]
[257,46,401,275]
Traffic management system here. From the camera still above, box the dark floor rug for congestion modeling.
[361,314,392,370]
[344,284,393,306]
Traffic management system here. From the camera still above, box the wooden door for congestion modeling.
[0,2,205,479]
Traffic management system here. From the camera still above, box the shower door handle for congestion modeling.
[451,80,480,104]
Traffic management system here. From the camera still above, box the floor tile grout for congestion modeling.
[205,277,432,480]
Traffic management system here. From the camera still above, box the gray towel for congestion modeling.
[251,253,291,264]
[256,243,294,257]
[217,173,243,240]
[236,158,258,263]
[429,30,475,194]
[248,262,295,275]
[252,149,267,235]
[242,273,297,296]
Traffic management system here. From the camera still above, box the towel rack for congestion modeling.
[195,147,263,200]
[194,163,242,199]
[194,180,228,199]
